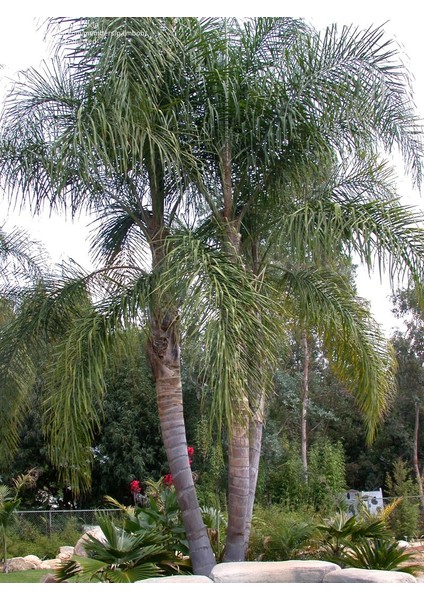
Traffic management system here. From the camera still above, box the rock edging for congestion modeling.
[2,546,74,574]
[135,560,418,584]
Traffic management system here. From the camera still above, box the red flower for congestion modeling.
[187,446,194,457]
[130,479,141,494]
[163,474,173,486]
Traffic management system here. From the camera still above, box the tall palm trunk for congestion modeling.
[148,314,216,575]
[223,398,250,562]
[220,142,252,562]
[145,176,216,575]
[244,390,265,553]
[242,241,269,554]
[301,330,310,483]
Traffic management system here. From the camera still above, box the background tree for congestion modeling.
[385,458,421,539]
[392,286,424,513]
[89,333,167,505]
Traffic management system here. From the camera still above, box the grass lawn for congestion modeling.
[0,569,54,583]
[0,569,100,583]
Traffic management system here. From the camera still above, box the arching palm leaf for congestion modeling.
[271,264,396,442]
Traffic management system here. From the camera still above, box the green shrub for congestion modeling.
[56,477,194,582]
[247,505,318,561]
[385,458,421,539]
[7,516,82,560]
[193,420,227,509]
[307,438,347,511]
[315,509,390,565]
[313,502,424,575]
[57,513,191,583]
[340,537,423,575]
[260,437,308,508]
[258,435,346,511]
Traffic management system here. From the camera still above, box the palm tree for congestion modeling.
[0,17,222,575]
[0,485,20,568]
[185,18,424,560]
[0,223,45,290]
[0,17,276,575]
[0,471,37,569]
[1,17,424,569]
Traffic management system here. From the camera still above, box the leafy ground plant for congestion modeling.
[247,505,319,561]
[315,501,424,575]
[0,471,38,568]
[125,478,190,557]
[107,477,226,560]
[340,538,424,576]
[316,510,390,565]
[55,512,191,583]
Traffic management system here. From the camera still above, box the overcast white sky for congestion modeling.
[0,4,423,337]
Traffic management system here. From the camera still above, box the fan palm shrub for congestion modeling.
[339,537,423,575]
[314,498,419,573]
[107,478,190,557]
[56,512,191,583]
[316,510,390,565]
[106,476,227,561]
[0,471,38,568]
[57,476,228,582]
[0,486,20,568]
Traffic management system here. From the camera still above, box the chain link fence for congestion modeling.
[12,508,120,538]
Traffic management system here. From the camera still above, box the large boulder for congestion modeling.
[74,525,106,557]
[57,546,74,561]
[38,558,61,570]
[136,575,213,583]
[3,556,38,572]
[210,560,341,583]
[23,554,42,568]
[323,567,417,583]
[137,561,421,583]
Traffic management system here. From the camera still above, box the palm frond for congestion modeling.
[342,538,422,575]
[0,19,207,219]
[0,260,154,491]
[270,264,396,441]
[55,555,107,582]
[272,157,424,288]
[160,228,285,433]
[292,23,424,184]
[0,224,47,290]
